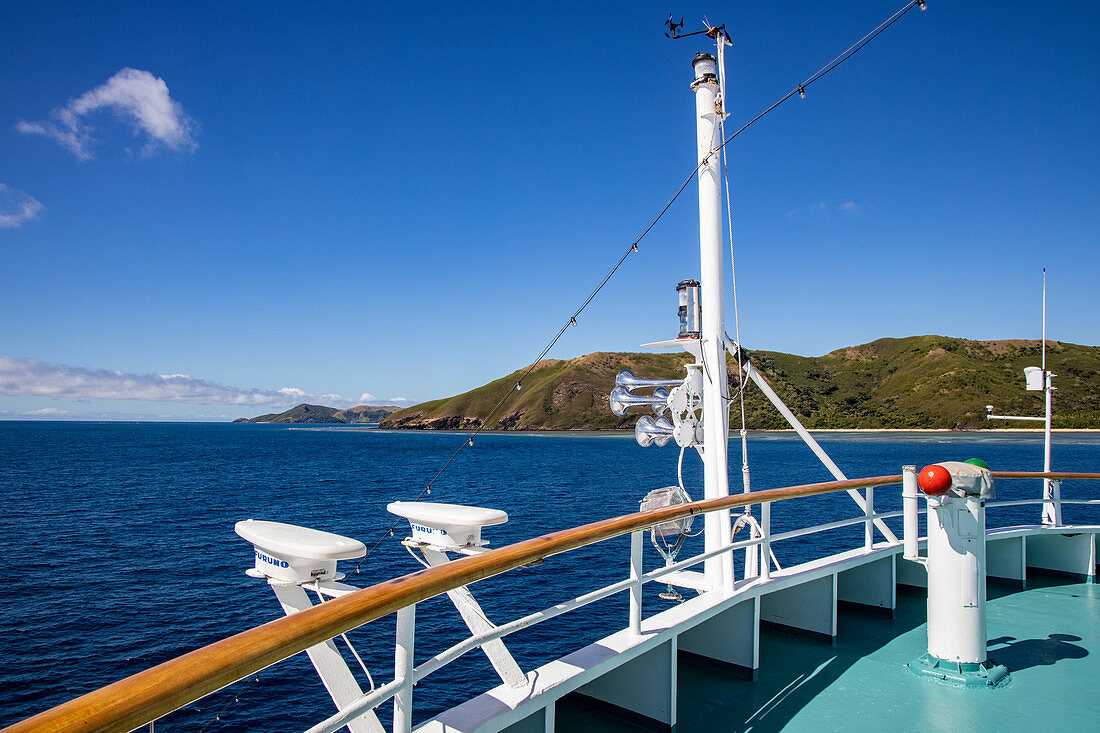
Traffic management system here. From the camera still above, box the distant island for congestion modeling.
[234,403,401,424]
[233,336,1099,430]
[378,336,1100,431]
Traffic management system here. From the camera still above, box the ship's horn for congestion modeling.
[615,369,685,392]
[610,385,670,417]
[651,387,670,415]
[636,415,674,447]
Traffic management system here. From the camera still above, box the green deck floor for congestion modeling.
[558,577,1099,732]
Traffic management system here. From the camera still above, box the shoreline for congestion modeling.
[4,421,1097,433]
[323,426,1100,435]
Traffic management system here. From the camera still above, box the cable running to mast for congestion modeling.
[715,36,751,500]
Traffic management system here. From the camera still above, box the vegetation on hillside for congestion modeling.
[234,403,400,424]
[381,336,1100,430]
[383,352,691,431]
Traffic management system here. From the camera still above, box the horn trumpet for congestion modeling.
[635,415,674,447]
[615,369,685,392]
[610,386,669,417]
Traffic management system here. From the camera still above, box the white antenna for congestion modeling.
[985,268,1058,525]
[1041,267,1047,373]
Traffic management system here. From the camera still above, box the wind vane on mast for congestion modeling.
[664,14,684,38]
[664,14,731,43]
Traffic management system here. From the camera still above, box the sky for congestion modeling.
[2,1,1098,421]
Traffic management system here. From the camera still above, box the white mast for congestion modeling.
[691,52,734,591]
[1041,268,1056,524]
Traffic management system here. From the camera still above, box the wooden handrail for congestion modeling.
[992,472,1100,480]
[7,471,1099,732]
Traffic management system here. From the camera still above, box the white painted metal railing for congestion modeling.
[297,473,1099,733]
[302,497,897,733]
[7,472,1098,733]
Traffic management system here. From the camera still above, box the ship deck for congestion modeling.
[557,575,1099,732]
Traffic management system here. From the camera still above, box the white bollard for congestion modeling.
[926,491,987,663]
[908,461,1009,687]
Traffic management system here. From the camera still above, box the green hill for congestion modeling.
[234,403,401,424]
[380,336,1100,430]
[332,405,403,423]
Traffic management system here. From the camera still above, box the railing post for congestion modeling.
[760,502,771,581]
[864,485,875,550]
[902,465,919,559]
[393,604,416,733]
[629,531,643,636]
[1051,479,1063,526]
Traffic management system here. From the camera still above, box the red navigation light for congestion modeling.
[918,464,952,496]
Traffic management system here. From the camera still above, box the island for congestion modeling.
[234,404,401,424]
[380,336,1100,431]
[232,336,1099,430]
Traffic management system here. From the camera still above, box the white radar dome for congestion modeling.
[235,519,366,583]
[387,501,508,550]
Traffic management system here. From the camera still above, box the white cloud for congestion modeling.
[23,407,68,415]
[359,392,377,403]
[787,201,828,220]
[17,68,197,160]
[0,184,44,228]
[787,201,867,220]
[0,356,371,408]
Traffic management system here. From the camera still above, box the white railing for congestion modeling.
[303,473,1100,733]
[7,471,1098,733]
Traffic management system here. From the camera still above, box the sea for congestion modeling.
[2,422,1098,731]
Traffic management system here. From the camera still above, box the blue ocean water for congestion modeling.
[1,423,1098,730]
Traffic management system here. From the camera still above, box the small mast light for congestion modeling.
[676,279,701,338]
[691,52,718,87]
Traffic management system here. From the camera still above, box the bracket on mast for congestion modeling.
[664,14,731,43]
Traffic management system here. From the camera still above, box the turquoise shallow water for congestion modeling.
[1,423,1098,730]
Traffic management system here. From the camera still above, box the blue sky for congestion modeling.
[2,1,1098,421]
